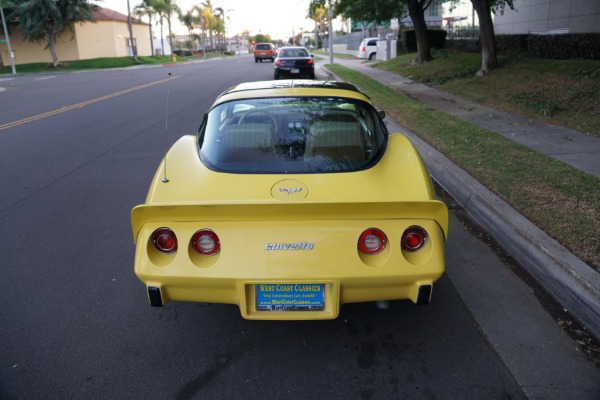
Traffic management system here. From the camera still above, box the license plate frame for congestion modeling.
[256,283,324,311]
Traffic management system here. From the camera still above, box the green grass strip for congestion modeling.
[328,63,600,270]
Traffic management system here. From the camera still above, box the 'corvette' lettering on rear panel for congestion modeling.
[264,242,314,250]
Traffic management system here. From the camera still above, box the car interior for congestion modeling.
[200,99,385,173]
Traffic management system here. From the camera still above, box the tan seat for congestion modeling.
[220,123,275,162]
[305,121,365,161]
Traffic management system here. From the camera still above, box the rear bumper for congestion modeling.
[274,66,314,78]
[142,277,439,320]
[254,53,273,60]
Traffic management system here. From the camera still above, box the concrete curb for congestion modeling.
[397,119,600,341]
[319,63,600,340]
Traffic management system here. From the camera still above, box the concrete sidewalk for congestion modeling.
[329,58,600,178]
[316,58,600,342]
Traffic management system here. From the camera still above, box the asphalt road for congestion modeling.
[0,55,597,399]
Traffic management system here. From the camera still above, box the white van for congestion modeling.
[357,37,378,60]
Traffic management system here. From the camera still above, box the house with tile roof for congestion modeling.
[1,8,152,65]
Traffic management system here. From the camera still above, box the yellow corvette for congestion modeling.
[131,80,448,320]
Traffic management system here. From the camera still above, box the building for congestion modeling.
[1,8,152,65]
[493,0,600,34]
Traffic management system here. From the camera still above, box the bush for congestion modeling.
[496,33,600,60]
[401,29,448,52]
[173,49,192,57]
[528,33,600,60]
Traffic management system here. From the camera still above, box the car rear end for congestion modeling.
[254,43,274,62]
[131,84,448,320]
[133,197,447,320]
[274,57,314,79]
[357,38,378,60]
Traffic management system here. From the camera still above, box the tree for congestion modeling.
[309,0,433,63]
[201,0,217,50]
[153,0,179,56]
[8,0,98,67]
[179,9,195,51]
[191,5,213,54]
[213,7,225,52]
[469,0,514,75]
[309,0,428,62]
[405,0,433,63]
[308,4,327,48]
[133,0,158,57]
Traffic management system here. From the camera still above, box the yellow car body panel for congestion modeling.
[131,82,448,319]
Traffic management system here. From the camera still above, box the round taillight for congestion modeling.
[152,227,178,254]
[401,226,428,252]
[358,228,387,255]
[191,229,221,256]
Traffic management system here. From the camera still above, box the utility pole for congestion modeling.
[126,0,138,60]
[0,7,16,74]
[327,0,333,64]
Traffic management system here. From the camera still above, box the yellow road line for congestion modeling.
[0,75,180,132]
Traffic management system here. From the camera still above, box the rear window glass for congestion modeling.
[198,97,388,174]
[279,48,309,57]
[255,44,271,50]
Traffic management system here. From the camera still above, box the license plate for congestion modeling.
[291,68,300,73]
[256,283,324,311]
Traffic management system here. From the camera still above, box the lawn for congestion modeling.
[327,60,600,272]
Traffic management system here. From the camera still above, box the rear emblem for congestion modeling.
[278,187,303,195]
[271,179,308,200]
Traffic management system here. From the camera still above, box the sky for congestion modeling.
[97,0,317,40]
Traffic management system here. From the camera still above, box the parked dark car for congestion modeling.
[273,46,315,80]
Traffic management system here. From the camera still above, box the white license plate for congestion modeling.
[291,68,300,73]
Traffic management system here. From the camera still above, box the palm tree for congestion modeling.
[152,0,166,55]
[153,0,180,56]
[214,7,224,52]
[192,5,214,54]
[201,0,217,50]
[134,0,157,57]
[179,10,195,52]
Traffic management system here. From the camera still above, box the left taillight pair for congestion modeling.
[151,228,220,256]
[358,226,428,255]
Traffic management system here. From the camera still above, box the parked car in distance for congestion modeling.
[273,46,315,80]
[254,43,275,62]
[357,37,378,60]
[131,80,448,320]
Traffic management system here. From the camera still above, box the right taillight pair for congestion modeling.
[358,226,428,255]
